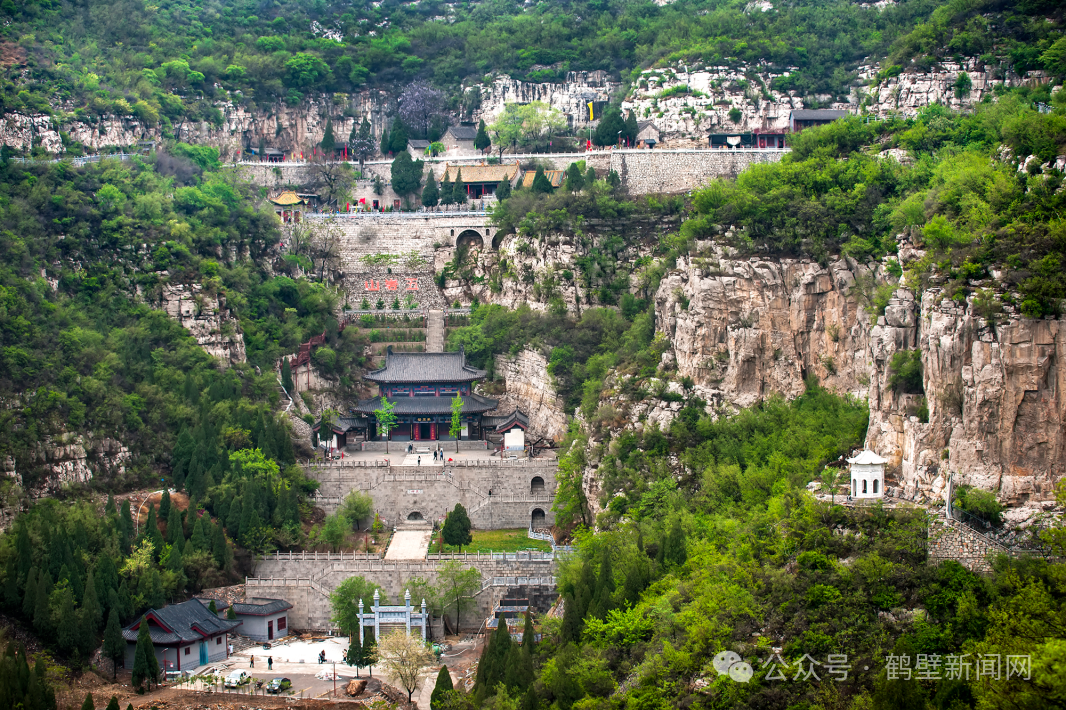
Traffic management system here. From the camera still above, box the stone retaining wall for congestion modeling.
[927,518,1004,573]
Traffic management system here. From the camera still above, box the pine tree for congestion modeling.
[475,618,512,695]
[103,608,125,680]
[166,504,183,545]
[495,177,511,201]
[105,493,117,517]
[453,169,467,203]
[227,605,237,620]
[531,166,553,194]
[606,169,622,188]
[56,585,79,653]
[159,489,171,522]
[3,556,19,610]
[167,541,184,574]
[321,118,336,154]
[474,119,491,152]
[441,504,472,552]
[430,666,453,709]
[560,591,582,643]
[522,610,535,651]
[564,162,584,192]
[117,581,134,622]
[379,126,391,157]
[624,109,639,146]
[281,358,294,392]
[34,571,53,636]
[521,686,539,710]
[584,165,597,186]
[662,517,687,568]
[439,174,453,206]
[132,616,156,690]
[120,501,133,551]
[96,554,119,607]
[226,497,242,535]
[15,523,32,580]
[80,691,94,710]
[21,566,37,620]
[214,522,232,570]
[389,116,408,153]
[83,569,102,632]
[105,697,120,710]
[346,628,363,675]
[421,171,439,208]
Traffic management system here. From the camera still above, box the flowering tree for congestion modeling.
[398,80,446,138]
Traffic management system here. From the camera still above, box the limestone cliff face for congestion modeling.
[160,283,247,364]
[655,245,880,408]
[24,434,130,493]
[493,350,568,442]
[866,288,1066,507]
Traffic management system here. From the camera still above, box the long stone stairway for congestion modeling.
[427,310,444,352]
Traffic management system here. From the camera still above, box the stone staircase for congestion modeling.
[427,310,444,352]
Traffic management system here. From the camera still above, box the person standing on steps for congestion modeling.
[250,655,254,668]
[268,657,273,671]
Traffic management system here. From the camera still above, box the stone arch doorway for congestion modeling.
[531,508,546,529]
[491,230,508,250]
[456,229,484,249]
[530,476,545,494]
[407,511,425,521]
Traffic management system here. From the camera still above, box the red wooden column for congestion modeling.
[431,423,437,440]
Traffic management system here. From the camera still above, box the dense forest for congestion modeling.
[2,0,1064,132]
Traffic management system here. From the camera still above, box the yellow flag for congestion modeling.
[588,102,594,121]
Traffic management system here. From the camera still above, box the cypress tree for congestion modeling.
[159,489,171,522]
[346,629,363,674]
[389,116,408,153]
[564,163,584,192]
[106,698,120,710]
[624,109,639,146]
[496,177,511,201]
[3,556,19,610]
[167,541,184,574]
[96,554,119,607]
[56,585,79,653]
[83,569,102,632]
[531,166,553,194]
[214,521,231,569]
[81,693,95,710]
[430,666,453,709]
[321,118,336,154]
[34,571,53,636]
[560,591,582,644]
[15,523,32,580]
[521,686,539,710]
[146,569,165,609]
[584,165,597,186]
[22,567,37,620]
[522,610,535,651]
[506,642,533,692]
[421,172,439,208]
[439,173,453,205]
[105,493,117,517]
[379,126,390,157]
[606,168,622,188]
[166,505,183,545]
[117,581,134,622]
[190,515,207,551]
[662,517,687,568]
[132,616,155,690]
[120,501,134,551]
[226,497,242,536]
[281,358,294,392]
[474,119,491,152]
[453,168,467,203]
[103,608,125,680]
[441,504,472,552]
[476,618,512,694]
[37,658,57,710]
[227,605,237,620]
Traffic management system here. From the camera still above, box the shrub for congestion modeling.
[954,485,1004,525]
[888,350,924,394]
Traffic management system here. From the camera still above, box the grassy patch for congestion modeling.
[428,528,551,553]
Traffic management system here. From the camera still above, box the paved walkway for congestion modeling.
[427,310,444,352]
[384,530,433,560]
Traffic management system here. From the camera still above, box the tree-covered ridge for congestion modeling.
[4,0,1062,130]
[457,386,1066,710]
[0,150,365,490]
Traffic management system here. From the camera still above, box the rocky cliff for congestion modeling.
[160,283,247,364]
[493,350,569,442]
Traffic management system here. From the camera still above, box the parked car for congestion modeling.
[224,670,251,688]
[266,677,292,694]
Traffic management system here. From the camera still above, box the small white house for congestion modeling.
[229,598,293,642]
[848,450,887,499]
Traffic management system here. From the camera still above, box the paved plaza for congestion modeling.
[384,529,433,560]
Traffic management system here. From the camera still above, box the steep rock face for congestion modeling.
[160,283,247,364]
[25,434,130,492]
[867,289,1066,506]
[494,350,568,442]
[655,247,879,408]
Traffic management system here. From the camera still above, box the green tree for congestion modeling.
[437,561,480,633]
[564,163,584,192]
[584,165,597,186]
[22,566,37,620]
[593,106,625,147]
[159,488,171,521]
[346,625,364,675]
[391,152,424,199]
[380,126,391,157]
[475,618,513,696]
[83,569,102,633]
[431,666,454,709]
[389,116,409,154]
[440,173,454,206]
[450,392,464,452]
[553,426,591,530]
[281,358,294,392]
[330,576,388,640]
[351,117,376,169]
[453,169,467,204]
[496,177,511,201]
[442,504,472,552]
[132,616,158,690]
[624,110,638,146]
[531,166,553,194]
[322,118,336,154]
[81,692,94,710]
[820,467,845,504]
[285,53,331,88]
[421,171,440,208]
[475,119,491,153]
[489,104,525,160]
[34,571,53,636]
[660,517,687,568]
[376,396,398,454]
[166,504,183,545]
[340,490,374,531]
[105,697,120,710]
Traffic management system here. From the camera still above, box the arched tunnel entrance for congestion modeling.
[455,229,484,249]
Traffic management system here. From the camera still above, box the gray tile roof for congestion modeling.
[483,408,529,432]
[790,109,849,120]
[123,599,241,644]
[446,125,477,140]
[408,139,431,149]
[364,348,486,383]
[231,598,293,616]
[353,393,498,415]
